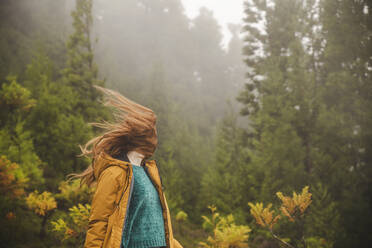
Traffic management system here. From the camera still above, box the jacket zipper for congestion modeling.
[119,164,134,248]
[116,167,130,210]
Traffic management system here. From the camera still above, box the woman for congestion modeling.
[67,86,183,248]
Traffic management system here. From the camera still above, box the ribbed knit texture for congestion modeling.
[121,164,166,248]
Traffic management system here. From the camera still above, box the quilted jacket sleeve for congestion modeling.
[84,168,119,248]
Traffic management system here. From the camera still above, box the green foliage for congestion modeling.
[0,77,44,189]
[276,186,312,222]
[23,52,92,191]
[248,202,281,230]
[249,186,312,248]
[304,183,341,247]
[239,0,372,247]
[0,155,28,198]
[69,204,91,229]
[0,76,36,114]
[176,210,188,222]
[305,237,332,248]
[319,2,372,246]
[200,103,250,222]
[55,179,94,208]
[0,0,371,247]
[51,203,91,245]
[26,190,57,216]
[199,205,251,248]
[61,0,106,122]
[51,218,70,240]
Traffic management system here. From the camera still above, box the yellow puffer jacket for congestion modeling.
[83,151,183,248]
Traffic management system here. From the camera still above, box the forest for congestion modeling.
[0,0,371,247]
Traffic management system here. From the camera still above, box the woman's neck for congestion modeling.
[127,150,144,166]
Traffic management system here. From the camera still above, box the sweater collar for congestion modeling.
[115,151,146,167]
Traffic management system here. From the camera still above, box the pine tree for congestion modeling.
[305,182,340,247]
[190,7,230,125]
[200,102,249,222]
[239,0,372,246]
[238,0,345,244]
[24,53,92,191]
[319,1,372,246]
[0,76,43,189]
[238,0,318,200]
[62,0,106,122]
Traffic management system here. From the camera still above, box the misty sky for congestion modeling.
[181,0,245,48]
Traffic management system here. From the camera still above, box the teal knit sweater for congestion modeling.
[121,164,167,248]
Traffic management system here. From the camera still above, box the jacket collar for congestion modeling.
[93,151,155,180]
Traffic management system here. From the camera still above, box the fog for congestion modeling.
[92,0,246,132]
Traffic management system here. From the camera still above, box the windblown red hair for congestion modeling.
[67,85,157,187]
